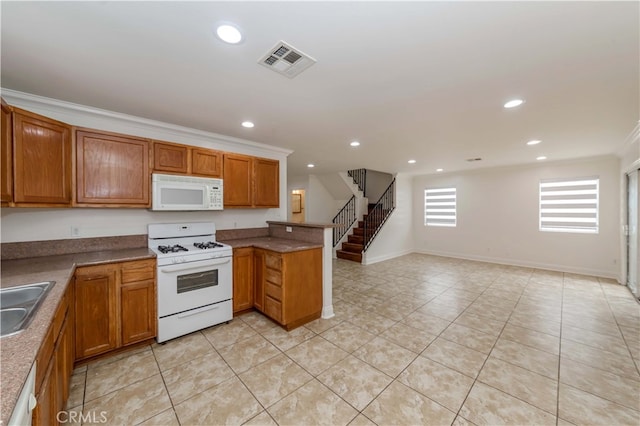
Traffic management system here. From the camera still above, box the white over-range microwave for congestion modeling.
[151,173,223,211]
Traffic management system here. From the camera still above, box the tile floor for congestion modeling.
[67,254,640,425]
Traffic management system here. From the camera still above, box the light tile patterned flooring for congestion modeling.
[68,254,640,425]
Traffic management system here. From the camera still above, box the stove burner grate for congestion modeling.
[193,241,224,249]
[157,244,188,254]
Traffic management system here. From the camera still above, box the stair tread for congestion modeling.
[336,250,362,263]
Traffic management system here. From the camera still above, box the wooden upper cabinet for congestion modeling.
[223,154,280,208]
[76,129,150,206]
[254,157,279,207]
[153,141,188,174]
[223,153,253,206]
[152,141,222,178]
[1,99,12,205]
[191,147,222,178]
[12,108,72,205]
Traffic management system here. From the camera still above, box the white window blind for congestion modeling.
[425,187,456,227]
[539,177,599,233]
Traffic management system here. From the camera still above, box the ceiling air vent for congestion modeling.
[466,157,483,162]
[259,41,316,79]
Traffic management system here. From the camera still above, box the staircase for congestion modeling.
[336,203,374,262]
[336,177,396,263]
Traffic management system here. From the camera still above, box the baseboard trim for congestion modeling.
[362,249,414,266]
[321,305,335,319]
[414,249,620,281]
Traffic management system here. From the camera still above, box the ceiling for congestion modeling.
[1,2,638,177]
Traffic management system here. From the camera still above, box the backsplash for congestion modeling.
[0,235,148,260]
[0,227,273,260]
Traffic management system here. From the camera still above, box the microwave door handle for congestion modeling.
[160,258,231,273]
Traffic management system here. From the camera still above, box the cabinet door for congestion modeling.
[76,130,150,206]
[33,356,56,426]
[253,250,265,311]
[121,280,156,345]
[153,141,188,174]
[253,158,279,207]
[55,316,68,416]
[233,247,254,313]
[281,249,323,327]
[13,108,71,205]
[223,153,252,206]
[75,266,118,359]
[57,314,74,406]
[1,99,12,204]
[191,147,222,178]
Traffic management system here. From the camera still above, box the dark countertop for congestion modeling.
[0,248,155,425]
[221,236,323,252]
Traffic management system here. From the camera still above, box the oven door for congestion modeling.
[157,256,232,317]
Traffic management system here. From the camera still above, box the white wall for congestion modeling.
[306,175,340,223]
[363,173,414,264]
[1,90,290,243]
[365,170,394,201]
[413,156,621,279]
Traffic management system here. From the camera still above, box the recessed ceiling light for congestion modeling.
[408,159,416,164]
[504,99,524,108]
[241,121,254,128]
[536,156,547,161]
[350,141,360,147]
[216,24,242,44]
[307,163,315,168]
[527,140,541,146]
[436,168,443,172]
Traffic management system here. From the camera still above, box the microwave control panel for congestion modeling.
[209,184,223,209]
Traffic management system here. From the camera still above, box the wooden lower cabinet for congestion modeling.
[233,247,254,313]
[33,283,73,426]
[253,248,322,330]
[253,249,265,312]
[33,354,56,426]
[75,258,156,360]
[74,264,118,359]
[121,280,156,345]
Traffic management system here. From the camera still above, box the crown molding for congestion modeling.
[1,88,293,157]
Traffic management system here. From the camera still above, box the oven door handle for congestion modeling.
[177,304,222,318]
[160,257,231,273]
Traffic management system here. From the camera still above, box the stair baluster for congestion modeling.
[332,195,357,246]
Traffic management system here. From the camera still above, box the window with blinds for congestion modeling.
[425,187,456,227]
[539,177,599,233]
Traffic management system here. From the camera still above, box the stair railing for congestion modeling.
[363,178,396,251]
[347,168,366,195]
[332,195,357,247]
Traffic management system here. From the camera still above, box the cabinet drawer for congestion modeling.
[265,253,281,271]
[121,259,155,284]
[265,268,282,286]
[264,296,282,323]
[265,282,282,301]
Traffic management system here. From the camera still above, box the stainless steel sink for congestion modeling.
[0,281,55,337]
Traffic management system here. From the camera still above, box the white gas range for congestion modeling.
[148,222,233,343]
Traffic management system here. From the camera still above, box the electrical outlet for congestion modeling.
[286,226,292,233]
[71,226,80,237]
